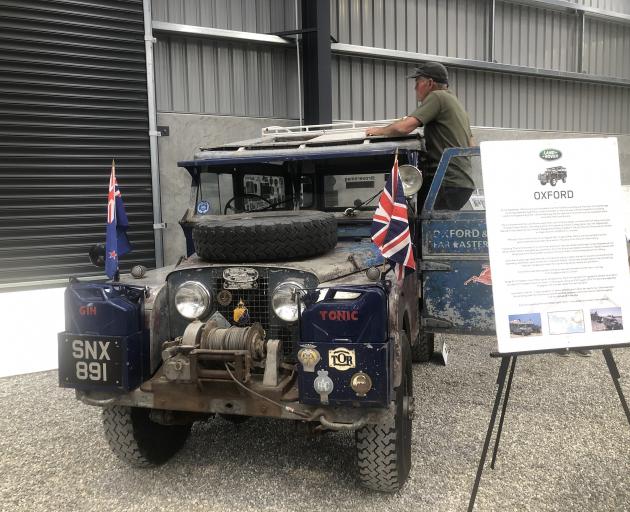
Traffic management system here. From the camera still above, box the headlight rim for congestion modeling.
[271,280,305,323]
[174,280,211,320]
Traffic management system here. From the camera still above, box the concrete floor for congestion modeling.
[1,335,628,512]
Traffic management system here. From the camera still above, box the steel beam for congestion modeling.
[576,10,585,74]
[502,0,630,24]
[330,43,630,87]
[152,21,293,47]
[301,0,332,125]
[488,0,496,63]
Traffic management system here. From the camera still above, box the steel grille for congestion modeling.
[213,267,297,359]
[215,276,270,329]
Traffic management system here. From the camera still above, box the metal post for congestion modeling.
[142,0,165,268]
[294,0,303,126]
[468,356,511,512]
[576,10,585,73]
[301,0,332,125]
[488,0,496,63]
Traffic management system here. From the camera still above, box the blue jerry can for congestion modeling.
[58,283,147,392]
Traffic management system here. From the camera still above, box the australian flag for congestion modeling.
[105,160,132,279]
[371,153,416,280]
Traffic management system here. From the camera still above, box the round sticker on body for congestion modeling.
[196,200,210,214]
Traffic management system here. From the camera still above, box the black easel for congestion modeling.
[468,344,630,512]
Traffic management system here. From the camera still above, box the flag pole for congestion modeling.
[381,148,399,276]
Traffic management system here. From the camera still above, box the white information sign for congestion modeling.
[481,138,630,353]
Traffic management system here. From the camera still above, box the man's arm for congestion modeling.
[365,116,421,137]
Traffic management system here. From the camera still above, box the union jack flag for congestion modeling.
[371,153,416,280]
[105,160,131,279]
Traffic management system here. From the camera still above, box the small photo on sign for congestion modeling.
[547,310,585,335]
[590,307,623,331]
[508,313,542,338]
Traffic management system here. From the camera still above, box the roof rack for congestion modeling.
[262,119,399,136]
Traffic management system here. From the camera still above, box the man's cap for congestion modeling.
[407,62,448,84]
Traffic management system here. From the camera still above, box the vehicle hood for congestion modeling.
[171,239,384,283]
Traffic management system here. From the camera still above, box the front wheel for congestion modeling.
[550,178,557,186]
[102,406,191,467]
[355,337,413,492]
[411,331,434,363]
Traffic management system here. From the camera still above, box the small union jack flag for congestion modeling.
[105,160,132,279]
[371,153,416,280]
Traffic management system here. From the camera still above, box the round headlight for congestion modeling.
[398,164,423,196]
[272,281,305,322]
[175,281,210,319]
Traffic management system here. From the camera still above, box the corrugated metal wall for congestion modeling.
[154,38,300,117]
[153,0,300,117]
[0,0,156,287]
[152,0,298,31]
[584,18,630,78]
[572,0,630,15]
[331,58,630,133]
[331,0,489,58]
[494,2,578,72]
[152,0,630,134]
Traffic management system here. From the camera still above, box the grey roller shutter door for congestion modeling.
[0,0,155,288]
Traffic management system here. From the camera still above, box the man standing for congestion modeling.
[366,61,474,210]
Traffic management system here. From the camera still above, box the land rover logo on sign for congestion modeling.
[539,149,562,161]
[328,347,356,370]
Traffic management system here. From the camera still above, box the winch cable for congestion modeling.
[223,363,310,419]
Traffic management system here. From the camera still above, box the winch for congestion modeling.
[161,320,281,386]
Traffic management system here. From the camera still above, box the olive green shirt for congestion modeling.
[409,89,474,189]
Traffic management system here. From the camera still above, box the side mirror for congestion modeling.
[88,243,106,268]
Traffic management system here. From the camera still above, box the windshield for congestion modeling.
[194,171,313,215]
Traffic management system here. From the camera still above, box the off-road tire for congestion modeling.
[192,211,337,262]
[356,337,413,492]
[550,178,557,186]
[102,406,191,467]
[411,331,434,363]
[562,177,566,183]
[219,413,250,424]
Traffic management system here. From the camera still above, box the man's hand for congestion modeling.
[365,126,385,137]
[365,117,421,138]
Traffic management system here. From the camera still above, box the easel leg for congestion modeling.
[490,355,517,469]
[467,356,511,512]
[602,348,630,426]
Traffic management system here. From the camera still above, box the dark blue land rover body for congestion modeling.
[58,122,492,492]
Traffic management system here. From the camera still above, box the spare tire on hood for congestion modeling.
[192,210,337,262]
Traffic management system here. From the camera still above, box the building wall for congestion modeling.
[152,0,630,135]
[572,0,630,14]
[332,60,630,133]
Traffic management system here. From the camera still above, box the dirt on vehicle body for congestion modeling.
[58,123,491,493]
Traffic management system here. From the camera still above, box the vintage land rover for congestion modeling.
[538,166,567,186]
[58,122,493,492]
